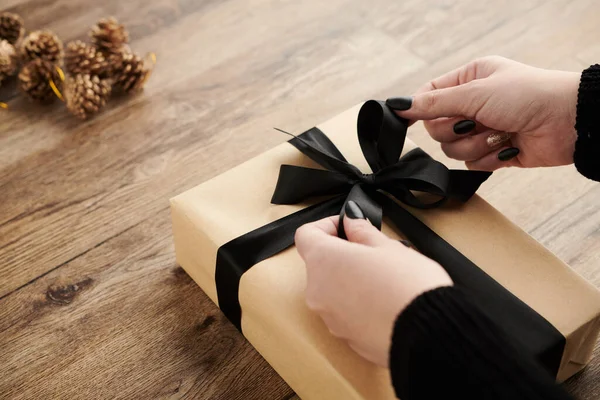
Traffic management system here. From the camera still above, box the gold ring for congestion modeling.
[486,132,512,147]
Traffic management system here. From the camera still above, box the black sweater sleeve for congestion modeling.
[389,286,572,400]
[574,64,600,181]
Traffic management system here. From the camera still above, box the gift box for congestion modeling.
[171,101,600,399]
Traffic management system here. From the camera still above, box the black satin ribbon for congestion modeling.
[215,100,564,376]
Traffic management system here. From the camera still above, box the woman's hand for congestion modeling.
[295,202,452,367]
[387,56,580,171]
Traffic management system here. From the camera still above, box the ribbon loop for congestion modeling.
[357,100,409,172]
[271,166,353,204]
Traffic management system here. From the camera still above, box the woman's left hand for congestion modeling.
[295,206,453,367]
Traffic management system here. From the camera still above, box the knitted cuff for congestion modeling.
[388,286,569,400]
[574,64,600,181]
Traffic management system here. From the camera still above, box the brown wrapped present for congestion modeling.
[171,101,600,399]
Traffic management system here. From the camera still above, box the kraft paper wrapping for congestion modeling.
[171,104,600,399]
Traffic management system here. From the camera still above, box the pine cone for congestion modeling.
[110,50,153,93]
[65,40,111,78]
[90,17,128,54]
[0,39,18,83]
[64,74,111,119]
[20,30,63,64]
[18,58,62,102]
[0,12,24,45]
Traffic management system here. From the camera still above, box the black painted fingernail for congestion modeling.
[498,147,520,161]
[386,97,413,111]
[345,201,365,219]
[400,239,412,248]
[453,120,476,134]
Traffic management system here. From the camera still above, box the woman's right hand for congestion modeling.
[387,56,580,171]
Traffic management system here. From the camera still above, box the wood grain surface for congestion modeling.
[1,0,599,398]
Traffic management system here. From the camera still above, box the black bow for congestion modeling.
[216,100,492,330]
[270,100,491,236]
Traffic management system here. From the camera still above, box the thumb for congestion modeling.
[388,82,482,121]
[343,201,390,247]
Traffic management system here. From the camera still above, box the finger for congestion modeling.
[426,56,504,90]
[424,118,487,143]
[301,216,339,236]
[343,216,391,248]
[465,146,521,171]
[295,216,340,258]
[342,201,391,247]
[403,83,441,127]
[388,57,504,121]
[410,61,482,96]
[402,82,486,121]
[393,68,474,127]
[441,131,512,161]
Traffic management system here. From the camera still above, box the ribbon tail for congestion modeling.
[215,195,346,331]
[271,165,354,204]
[287,128,363,176]
[290,127,348,162]
[337,184,383,239]
[357,100,409,171]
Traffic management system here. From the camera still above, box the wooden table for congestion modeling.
[1,0,599,398]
